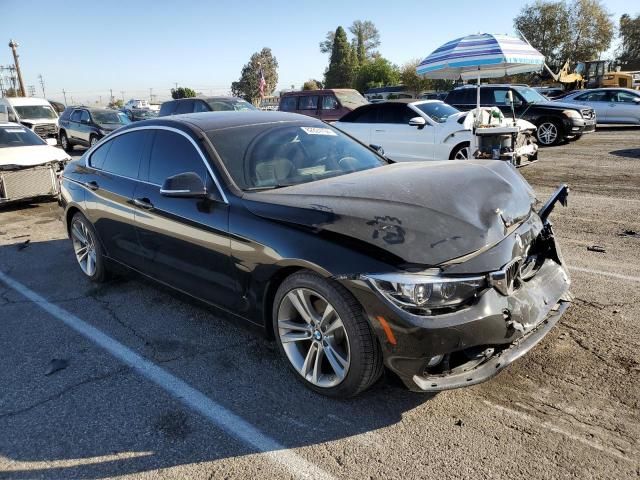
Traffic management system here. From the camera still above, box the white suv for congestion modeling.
[0,97,59,145]
[123,99,150,110]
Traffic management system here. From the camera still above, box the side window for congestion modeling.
[194,100,210,112]
[89,141,113,169]
[340,105,377,123]
[101,131,147,178]
[70,110,82,122]
[148,130,206,186]
[279,96,297,112]
[612,91,639,103]
[491,89,510,105]
[80,110,90,123]
[298,96,319,110]
[322,96,339,110]
[175,100,194,114]
[378,104,411,124]
[159,101,176,116]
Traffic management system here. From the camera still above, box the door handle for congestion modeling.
[133,197,154,210]
[375,129,385,132]
[84,181,99,191]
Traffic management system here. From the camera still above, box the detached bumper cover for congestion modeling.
[412,299,570,391]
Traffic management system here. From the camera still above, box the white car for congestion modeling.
[0,97,59,145]
[559,88,640,125]
[123,99,150,111]
[0,122,70,205]
[334,100,473,161]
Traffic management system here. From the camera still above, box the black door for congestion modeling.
[133,128,237,309]
[82,129,152,269]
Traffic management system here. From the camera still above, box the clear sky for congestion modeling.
[2,0,636,105]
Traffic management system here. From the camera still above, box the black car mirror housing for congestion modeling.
[160,172,208,199]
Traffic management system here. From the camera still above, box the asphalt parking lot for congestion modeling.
[1,129,639,479]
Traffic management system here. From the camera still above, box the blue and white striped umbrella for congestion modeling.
[416,33,544,80]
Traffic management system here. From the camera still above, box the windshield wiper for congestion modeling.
[245,182,299,191]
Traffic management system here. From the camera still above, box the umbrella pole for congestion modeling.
[476,70,481,110]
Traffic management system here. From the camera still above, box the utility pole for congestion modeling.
[120,91,125,102]
[149,87,153,103]
[38,74,45,97]
[174,82,178,90]
[8,40,26,97]
[62,89,67,104]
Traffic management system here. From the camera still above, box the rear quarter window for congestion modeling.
[159,101,177,116]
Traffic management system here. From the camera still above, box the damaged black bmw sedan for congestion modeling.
[59,111,571,398]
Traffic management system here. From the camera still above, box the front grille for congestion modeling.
[581,109,595,120]
[33,123,58,138]
[0,165,59,201]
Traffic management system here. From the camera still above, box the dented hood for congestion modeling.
[243,161,537,266]
[0,145,70,168]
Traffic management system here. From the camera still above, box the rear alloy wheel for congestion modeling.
[60,131,72,152]
[273,271,382,398]
[536,121,561,146]
[450,142,470,160]
[70,212,107,282]
[89,135,99,147]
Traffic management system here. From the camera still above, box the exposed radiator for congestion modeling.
[0,165,59,202]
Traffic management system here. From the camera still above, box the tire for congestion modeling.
[536,120,562,146]
[272,270,383,398]
[89,135,99,148]
[449,142,470,160]
[69,212,108,283]
[59,131,73,152]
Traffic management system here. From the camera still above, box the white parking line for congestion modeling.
[568,266,640,283]
[0,270,336,480]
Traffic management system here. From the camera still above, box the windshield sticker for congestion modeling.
[5,129,26,133]
[300,126,337,136]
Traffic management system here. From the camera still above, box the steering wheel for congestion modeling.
[337,156,359,171]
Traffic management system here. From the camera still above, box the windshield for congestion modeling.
[414,102,460,123]
[208,123,386,190]
[335,91,368,109]
[132,110,158,119]
[0,126,46,148]
[206,99,257,112]
[93,111,131,125]
[13,105,57,120]
[514,87,548,104]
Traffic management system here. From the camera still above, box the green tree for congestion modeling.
[354,57,400,92]
[514,1,569,68]
[108,99,124,109]
[320,20,380,63]
[349,20,380,62]
[171,87,196,99]
[230,47,279,104]
[302,79,322,90]
[324,27,356,88]
[514,0,614,67]
[400,59,433,97]
[562,0,614,62]
[617,14,640,67]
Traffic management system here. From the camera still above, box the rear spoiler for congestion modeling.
[538,184,569,223]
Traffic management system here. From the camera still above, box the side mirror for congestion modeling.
[8,112,17,122]
[408,116,427,128]
[81,119,90,124]
[160,172,207,198]
[369,144,385,157]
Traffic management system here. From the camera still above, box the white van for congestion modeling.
[124,98,150,110]
[0,97,59,145]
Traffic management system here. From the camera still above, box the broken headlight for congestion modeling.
[365,272,486,313]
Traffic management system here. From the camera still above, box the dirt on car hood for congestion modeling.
[242,161,537,266]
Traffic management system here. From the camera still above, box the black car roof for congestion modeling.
[118,111,320,133]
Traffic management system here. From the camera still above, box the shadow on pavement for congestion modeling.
[610,148,640,159]
[0,238,433,479]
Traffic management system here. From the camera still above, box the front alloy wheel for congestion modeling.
[70,213,107,282]
[278,288,351,388]
[536,121,560,146]
[273,271,383,398]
